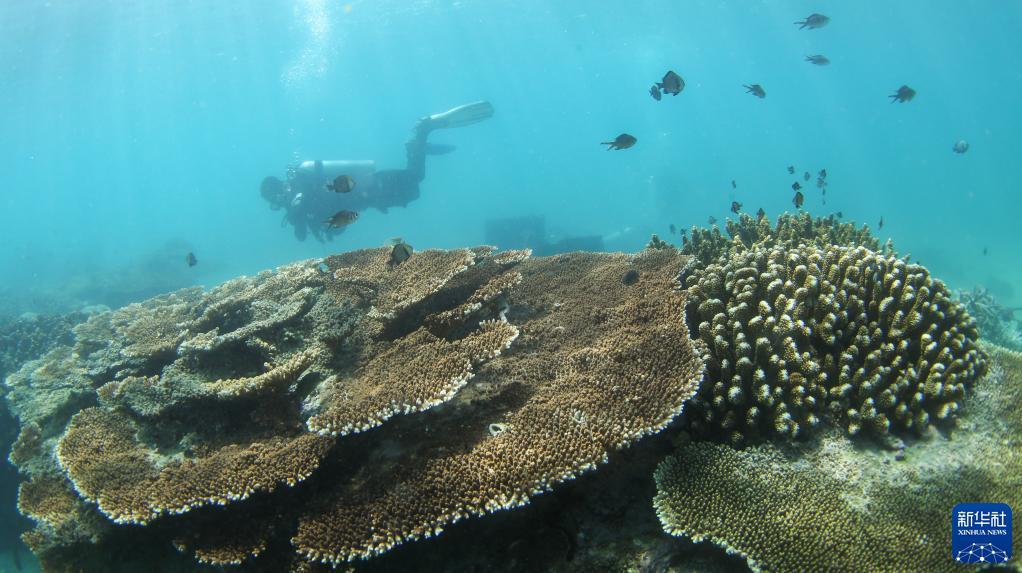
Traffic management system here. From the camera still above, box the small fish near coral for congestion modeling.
[186,252,197,267]
[792,191,804,209]
[792,181,802,192]
[389,241,413,266]
[795,13,830,30]
[325,210,359,228]
[756,207,766,219]
[744,84,766,99]
[889,85,916,103]
[730,201,742,214]
[952,140,970,154]
[649,84,662,101]
[787,165,795,175]
[602,133,637,150]
[805,54,830,65]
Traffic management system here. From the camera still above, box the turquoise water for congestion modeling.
[2,1,1020,314]
[1,1,1021,569]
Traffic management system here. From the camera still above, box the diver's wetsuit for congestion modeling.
[264,119,432,242]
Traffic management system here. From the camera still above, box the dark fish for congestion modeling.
[390,241,413,266]
[657,70,685,96]
[878,216,884,230]
[835,211,843,218]
[325,210,359,228]
[708,216,717,225]
[795,13,830,30]
[669,224,676,235]
[889,85,916,103]
[952,140,969,154]
[602,133,637,150]
[327,174,356,193]
[731,179,737,189]
[792,191,804,209]
[622,269,640,285]
[756,207,766,219]
[816,178,827,190]
[744,84,766,99]
[983,246,988,256]
[186,252,197,267]
[680,228,688,238]
[730,201,742,214]
[803,171,811,181]
[818,168,827,179]
[792,181,802,191]
[805,54,830,65]
[787,165,795,174]
[649,84,662,101]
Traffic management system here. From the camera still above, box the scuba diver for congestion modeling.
[260,101,495,242]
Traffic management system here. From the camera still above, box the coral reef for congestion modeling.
[682,211,886,267]
[5,245,704,570]
[683,242,986,442]
[56,407,333,524]
[0,311,87,382]
[654,342,1022,573]
[292,249,703,564]
[1,230,998,572]
[956,286,1022,351]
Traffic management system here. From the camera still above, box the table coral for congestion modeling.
[653,342,1022,573]
[292,249,704,564]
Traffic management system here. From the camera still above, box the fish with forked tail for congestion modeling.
[744,84,766,99]
[795,13,830,30]
[889,85,916,103]
[602,133,637,150]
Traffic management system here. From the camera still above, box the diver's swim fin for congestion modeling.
[425,101,494,129]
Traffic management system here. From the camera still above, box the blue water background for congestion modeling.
[1,0,1021,314]
[1,1,1021,566]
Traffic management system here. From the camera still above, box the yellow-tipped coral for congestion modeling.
[683,242,985,442]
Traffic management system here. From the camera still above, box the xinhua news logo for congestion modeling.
[952,503,1012,564]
